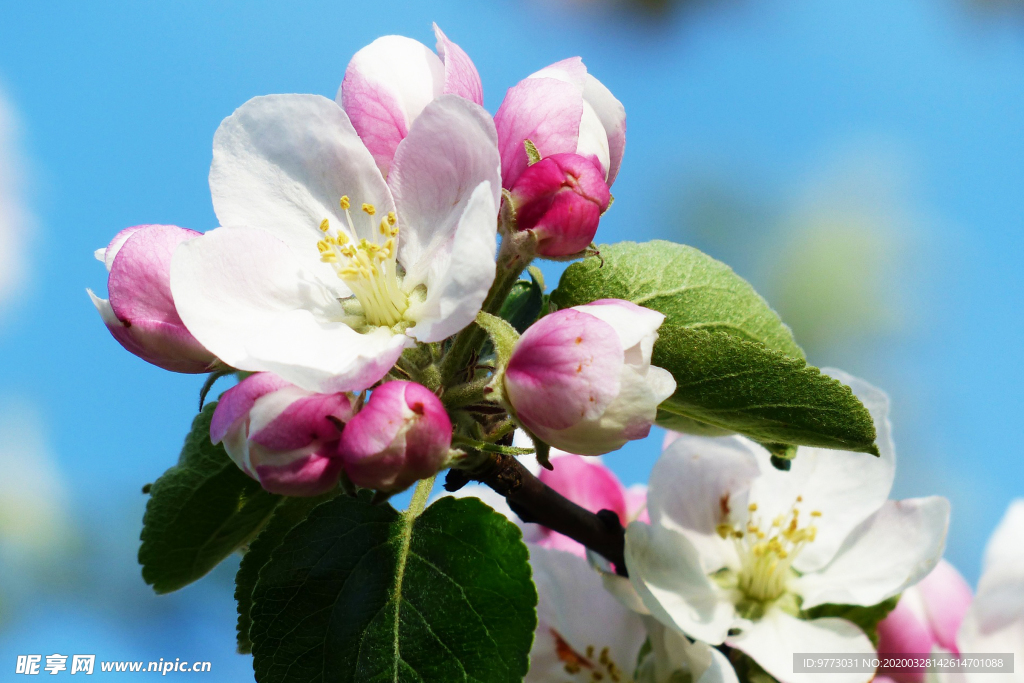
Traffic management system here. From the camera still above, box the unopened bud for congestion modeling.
[504,299,675,455]
[87,225,218,373]
[509,153,610,257]
[338,381,452,492]
[211,373,354,496]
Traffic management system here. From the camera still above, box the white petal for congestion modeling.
[796,497,950,609]
[750,369,896,572]
[170,226,405,392]
[638,618,740,683]
[583,73,627,185]
[648,434,761,573]
[586,548,651,615]
[404,181,497,342]
[527,545,647,683]
[575,100,611,181]
[728,609,875,683]
[87,289,120,327]
[625,522,736,645]
[209,94,393,284]
[389,96,500,289]
[956,499,1024,682]
[572,299,664,355]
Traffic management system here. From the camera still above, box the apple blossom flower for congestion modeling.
[339,23,483,176]
[170,92,501,394]
[504,299,676,456]
[509,153,611,257]
[948,499,1024,683]
[337,380,451,492]
[211,372,355,496]
[529,544,738,683]
[87,224,218,373]
[495,57,625,188]
[623,369,951,683]
[534,451,647,556]
[875,559,973,683]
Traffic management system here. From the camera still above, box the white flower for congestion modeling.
[529,545,737,683]
[170,93,501,393]
[624,369,951,683]
[948,500,1024,682]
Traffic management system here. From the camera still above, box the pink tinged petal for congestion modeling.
[529,57,588,88]
[624,522,736,646]
[876,595,940,683]
[505,308,623,432]
[210,372,291,444]
[90,225,216,373]
[98,224,145,271]
[494,77,584,188]
[582,74,626,185]
[404,181,497,343]
[433,24,483,105]
[624,484,650,524]
[510,153,610,257]
[209,94,393,285]
[796,497,951,610]
[726,609,876,683]
[916,559,973,653]
[253,450,344,497]
[170,226,405,393]
[390,95,501,287]
[339,35,445,176]
[338,381,451,492]
[249,389,354,451]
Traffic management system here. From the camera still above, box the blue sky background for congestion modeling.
[0,0,1021,678]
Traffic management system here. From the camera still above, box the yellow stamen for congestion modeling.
[340,196,350,210]
[362,202,376,216]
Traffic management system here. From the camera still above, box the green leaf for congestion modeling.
[139,403,281,594]
[550,240,804,359]
[551,241,878,454]
[235,493,338,654]
[250,493,537,683]
[653,328,878,453]
[804,596,900,647]
[499,269,545,334]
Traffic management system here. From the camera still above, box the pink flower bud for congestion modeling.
[338,381,452,492]
[87,225,217,373]
[504,299,676,456]
[875,559,973,683]
[211,373,354,496]
[509,153,610,257]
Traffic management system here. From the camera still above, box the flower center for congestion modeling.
[551,629,631,682]
[717,496,821,603]
[317,196,408,327]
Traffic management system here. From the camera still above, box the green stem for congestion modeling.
[406,475,436,518]
[441,375,492,409]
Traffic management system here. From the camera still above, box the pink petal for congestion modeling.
[254,450,344,497]
[505,308,623,432]
[433,24,483,105]
[339,36,444,176]
[531,57,588,88]
[917,559,973,654]
[210,373,291,444]
[539,454,628,523]
[100,225,145,271]
[494,77,583,188]
[250,392,354,451]
[876,598,935,683]
[108,225,200,327]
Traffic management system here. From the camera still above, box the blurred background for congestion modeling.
[0,0,1021,678]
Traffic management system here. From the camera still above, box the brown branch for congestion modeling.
[446,454,628,576]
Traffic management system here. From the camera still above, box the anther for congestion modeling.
[340,196,350,210]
